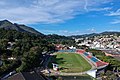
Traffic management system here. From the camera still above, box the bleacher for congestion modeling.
[76,49,85,54]
[58,50,66,52]
[96,61,108,67]
[83,52,108,67]
[77,51,109,68]
[84,52,89,56]
[58,49,76,53]
[87,55,92,58]
[90,57,99,62]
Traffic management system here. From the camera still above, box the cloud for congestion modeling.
[58,30,83,36]
[84,0,88,11]
[40,30,84,36]
[107,9,120,16]
[107,29,120,32]
[87,28,96,33]
[89,7,112,11]
[0,0,112,24]
[106,9,120,24]
[40,29,97,36]
[110,19,120,24]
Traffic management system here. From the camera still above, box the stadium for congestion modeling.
[54,49,109,78]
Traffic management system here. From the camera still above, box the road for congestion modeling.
[40,54,51,69]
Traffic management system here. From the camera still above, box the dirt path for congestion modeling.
[45,69,87,76]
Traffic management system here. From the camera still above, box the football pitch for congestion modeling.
[50,52,92,73]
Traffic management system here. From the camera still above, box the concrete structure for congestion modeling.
[52,63,59,71]
[87,69,97,78]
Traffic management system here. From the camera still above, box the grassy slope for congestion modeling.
[51,52,91,73]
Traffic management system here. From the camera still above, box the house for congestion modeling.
[52,63,59,71]
[8,57,16,60]
[69,46,76,49]
[7,42,16,50]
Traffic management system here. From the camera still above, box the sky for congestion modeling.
[0,0,120,35]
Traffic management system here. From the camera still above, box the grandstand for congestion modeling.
[76,49,109,69]
[58,49,76,53]
[76,49,85,54]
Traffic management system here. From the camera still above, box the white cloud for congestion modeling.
[106,9,120,24]
[84,0,88,11]
[87,28,96,33]
[0,0,112,24]
[107,29,120,32]
[89,7,112,11]
[40,30,84,35]
[107,9,120,16]
[110,19,120,24]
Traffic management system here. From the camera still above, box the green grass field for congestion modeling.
[49,52,92,73]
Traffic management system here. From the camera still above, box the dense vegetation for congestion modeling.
[47,34,75,46]
[0,28,55,76]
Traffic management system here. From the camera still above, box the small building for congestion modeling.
[55,44,69,50]
[52,63,59,71]
[69,46,76,49]
[87,69,97,78]
[8,57,16,60]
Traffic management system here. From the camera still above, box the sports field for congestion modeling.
[50,52,92,73]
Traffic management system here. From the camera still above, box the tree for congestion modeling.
[17,46,43,71]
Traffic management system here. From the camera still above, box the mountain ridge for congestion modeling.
[69,31,120,39]
[0,20,120,38]
[0,20,43,36]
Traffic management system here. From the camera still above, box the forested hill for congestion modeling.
[46,34,75,46]
[0,28,75,76]
[0,28,55,76]
[0,19,75,46]
[0,20,43,36]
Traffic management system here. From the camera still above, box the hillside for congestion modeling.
[46,34,75,46]
[0,20,43,36]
